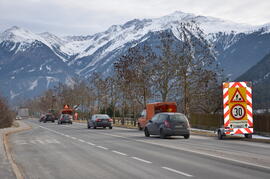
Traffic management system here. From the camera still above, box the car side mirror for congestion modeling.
[149,120,153,123]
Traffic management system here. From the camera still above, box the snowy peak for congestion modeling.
[0,26,45,44]
[154,11,257,34]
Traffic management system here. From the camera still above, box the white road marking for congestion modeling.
[30,140,45,144]
[45,139,60,144]
[71,137,77,140]
[131,157,152,164]
[112,150,127,156]
[87,142,96,146]
[97,146,108,150]
[14,140,28,145]
[78,139,86,143]
[162,167,193,177]
[102,133,128,139]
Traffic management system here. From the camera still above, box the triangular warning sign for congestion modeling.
[230,89,245,102]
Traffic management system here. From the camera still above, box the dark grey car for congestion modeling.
[144,113,190,139]
[87,114,113,129]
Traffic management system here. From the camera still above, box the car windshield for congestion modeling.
[96,115,109,119]
[63,114,72,119]
[169,114,188,123]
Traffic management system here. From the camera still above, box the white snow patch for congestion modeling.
[10,90,20,99]
[28,68,36,72]
[46,65,51,71]
[10,43,17,51]
[264,72,270,79]
[46,77,59,88]
[29,79,38,90]
[65,76,76,88]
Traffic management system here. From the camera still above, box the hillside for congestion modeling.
[237,53,270,109]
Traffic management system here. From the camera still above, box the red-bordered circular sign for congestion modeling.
[230,104,246,120]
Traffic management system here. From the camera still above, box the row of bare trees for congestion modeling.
[24,22,223,119]
[114,22,222,115]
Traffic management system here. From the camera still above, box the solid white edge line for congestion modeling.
[162,167,193,177]
[112,150,127,156]
[97,146,108,150]
[131,157,152,164]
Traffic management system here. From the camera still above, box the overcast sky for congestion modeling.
[0,0,270,35]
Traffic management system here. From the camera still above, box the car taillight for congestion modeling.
[164,120,171,128]
[96,119,101,122]
[109,118,113,122]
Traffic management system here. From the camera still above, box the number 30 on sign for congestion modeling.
[231,104,246,120]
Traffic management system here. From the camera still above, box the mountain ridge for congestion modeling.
[1,11,270,102]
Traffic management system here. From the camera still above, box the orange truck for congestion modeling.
[137,102,177,130]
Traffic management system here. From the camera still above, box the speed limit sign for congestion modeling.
[231,104,246,120]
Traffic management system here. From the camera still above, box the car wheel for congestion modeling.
[44,121,46,123]
[160,129,166,139]
[70,122,72,124]
[144,128,150,137]
[103,126,106,129]
[109,126,112,129]
[52,120,55,123]
[138,123,143,131]
[87,124,90,129]
[184,134,190,139]
[218,130,224,140]
[93,125,96,129]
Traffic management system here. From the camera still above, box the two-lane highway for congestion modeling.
[9,119,270,179]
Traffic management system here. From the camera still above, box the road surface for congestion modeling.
[9,119,270,179]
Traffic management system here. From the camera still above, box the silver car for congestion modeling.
[58,114,73,124]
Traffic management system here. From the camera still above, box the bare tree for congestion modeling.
[114,45,155,108]
[173,22,219,115]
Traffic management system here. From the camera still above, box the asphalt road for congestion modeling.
[9,119,270,179]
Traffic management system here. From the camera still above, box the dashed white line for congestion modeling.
[78,139,86,143]
[71,137,77,140]
[112,150,127,156]
[97,146,108,150]
[131,157,152,164]
[162,167,193,177]
[87,142,96,146]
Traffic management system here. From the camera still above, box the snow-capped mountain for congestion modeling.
[1,11,270,102]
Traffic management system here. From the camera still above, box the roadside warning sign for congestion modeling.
[223,82,253,135]
[64,104,70,109]
[230,88,245,102]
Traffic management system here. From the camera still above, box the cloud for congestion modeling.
[0,0,269,35]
